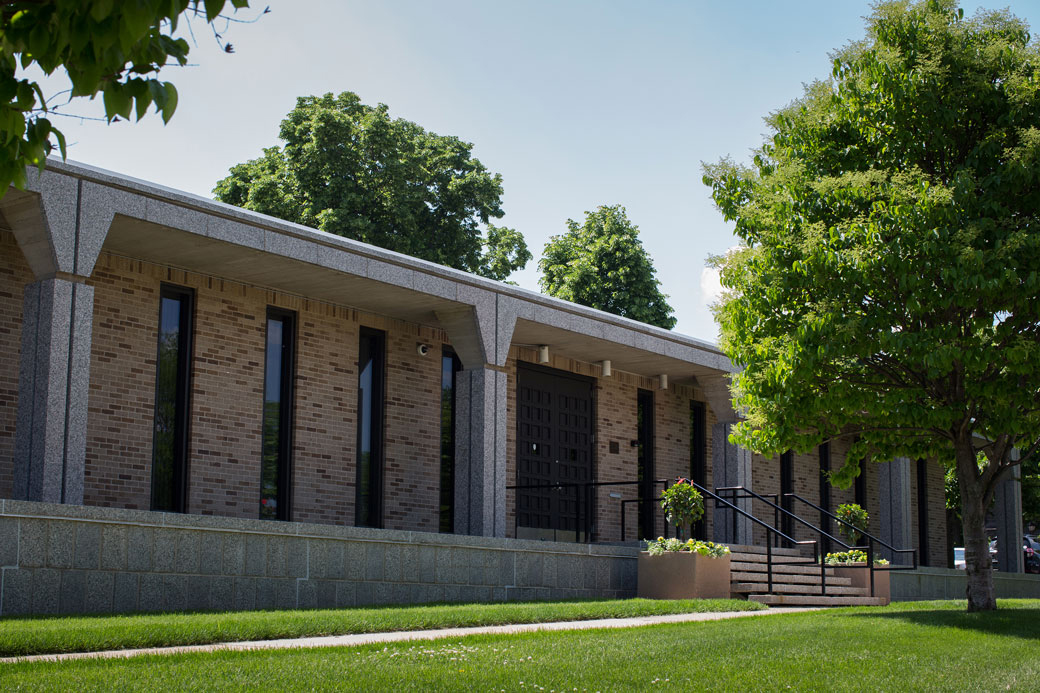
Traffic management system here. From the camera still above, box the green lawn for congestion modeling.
[4,600,1039,691]
[0,598,760,657]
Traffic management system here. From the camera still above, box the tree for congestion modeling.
[213,92,531,281]
[538,205,676,329]
[702,0,1040,611]
[0,0,252,195]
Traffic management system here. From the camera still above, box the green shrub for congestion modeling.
[824,549,889,566]
[659,478,704,540]
[644,537,730,558]
[835,503,869,545]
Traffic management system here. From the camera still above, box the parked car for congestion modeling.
[953,545,997,569]
[1024,536,1040,574]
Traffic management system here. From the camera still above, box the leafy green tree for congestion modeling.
[0,0,251,195]
[703,0,1040,611]
[538,205,676,329]
[213,92,530,281]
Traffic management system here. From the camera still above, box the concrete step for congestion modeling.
[730,571,853,587]
[726,544,803,558]
[750,594,888,607]
[729,552,815,564]
[732,582,870,596]
[730,561,836,577]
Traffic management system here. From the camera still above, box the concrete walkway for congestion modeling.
[2,607,822,664]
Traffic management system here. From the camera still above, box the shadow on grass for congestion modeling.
[848,603,1040,640]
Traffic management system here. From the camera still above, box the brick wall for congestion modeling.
[81,253,449,530]
[749,436,882,549]
[909,459,949,567]
[505,347,715,543]
[0,230,948,557]
[374,318,446,534]
[0,231,31,499]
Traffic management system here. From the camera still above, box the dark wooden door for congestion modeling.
[516,365,593,541]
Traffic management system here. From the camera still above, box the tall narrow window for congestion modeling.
[439,348,461,533]
[356,328,386,528]
[260,308,296,521]
[151,284,194,513]
[819,443,832,554]
[637,389,655,540]
[689,401,707,539]
[854,462,867,508]
[916,458,929,566]
[780,451,794,540]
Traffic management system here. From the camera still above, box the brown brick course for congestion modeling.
[0,231,32,499]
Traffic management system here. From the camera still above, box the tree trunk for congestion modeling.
[961,495,996,611]
[955,437,996,611]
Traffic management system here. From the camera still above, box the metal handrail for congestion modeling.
[717,486,852,551]
[507,478,668,543]
[716,484,846,595]
[784,492,918,596]
[685,479,818,594]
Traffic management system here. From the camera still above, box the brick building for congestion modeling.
[0,159,950,577]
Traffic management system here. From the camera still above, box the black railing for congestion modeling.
[784,492,918,596]
[717,485,839,594]
[505,477,917,598]
[686,479,817,594]
[506,478,668,544]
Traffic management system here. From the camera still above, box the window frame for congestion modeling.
[355,326,386,528]
[259,306,297,521]
[150,283,195,514]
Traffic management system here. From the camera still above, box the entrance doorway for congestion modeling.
[516,364,594,542]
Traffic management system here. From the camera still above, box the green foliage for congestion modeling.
[538,205,676,329]
[835,503,869,546]
[824,549,889,565]
[644,536,730,558]
[657,478,704,540]
[213,92,529,281]
[0,0,249,195]
[702,1,1040,609]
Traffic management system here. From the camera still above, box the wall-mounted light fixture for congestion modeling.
[537,345,550,363]
[416,343,431,356]
[600,359,612,377]
[659,373,669,390]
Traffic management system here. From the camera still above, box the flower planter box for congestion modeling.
[831,563,891,605]
[637,551,732,600]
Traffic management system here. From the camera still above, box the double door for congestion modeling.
[516,365,593,542]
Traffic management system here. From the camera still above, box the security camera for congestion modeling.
[417,343,430,357]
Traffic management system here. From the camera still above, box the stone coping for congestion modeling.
[0,500,638,559]
[38,158,727,365]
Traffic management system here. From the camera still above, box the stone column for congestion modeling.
[4,171,112,506]
[453,367,509,537]
[437,293,517,538]
[994,463,1023,574]
[712,422,753,546]
[878,457,913,564]
[13,277,95,504]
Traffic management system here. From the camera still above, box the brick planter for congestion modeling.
[832,564,891,605]
[637,552,732,599]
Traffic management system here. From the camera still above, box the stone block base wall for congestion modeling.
[0,500,636,616]
[891,567,1040,601]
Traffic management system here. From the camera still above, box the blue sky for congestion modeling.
[37,1,1040,340]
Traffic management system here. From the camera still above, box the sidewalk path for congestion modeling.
[2,607,822,665]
